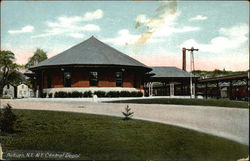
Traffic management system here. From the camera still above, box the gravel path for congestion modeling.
[1,98,249,146]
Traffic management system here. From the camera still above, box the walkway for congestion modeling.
[1,98,249,146]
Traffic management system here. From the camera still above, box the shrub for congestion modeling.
[122,105,134,120]
[131,91,143,97]
[54,91,68,98]
[106,91,120,97]
[120,91,131,97]
[94,91,106,97]
[83,91,92,97]
[0,96,11,99]
[0,104,19,133]
[71,91,82,98]
[48,93,53,98]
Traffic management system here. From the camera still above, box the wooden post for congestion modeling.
[229,80,232,100]
[205,82,208,99]
[217,81,220,99]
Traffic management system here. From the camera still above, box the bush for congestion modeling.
[131,91,143,97]
[71,91,82,98]
[106,91,120,97]
[48,93,53,98]
[0,104,19,133]
[0,96,11,99]
[120,91,131,97]
[94,91,106,97]
[83,91,92,97]
[54,91,68,98]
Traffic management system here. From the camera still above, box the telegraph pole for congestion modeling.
[186,47,199,98]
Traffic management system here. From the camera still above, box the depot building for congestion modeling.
[28,36,152,96]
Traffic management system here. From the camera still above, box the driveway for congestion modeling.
[1,98,249,146]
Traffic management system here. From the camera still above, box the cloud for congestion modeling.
[67,33,85,39]
[180,24,249,53]
[189,15,207,21]
[104,29,140,46]
[81,24,100,31]
[32,9,102,38]
[133,2,200,52]
[82,9,103,21]
[8,25,34,34]
[134,1,178,48]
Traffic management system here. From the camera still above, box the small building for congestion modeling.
[17,83,33,98]
[28,36,151,97]
[2,84,15,98]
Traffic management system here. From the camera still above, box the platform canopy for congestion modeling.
[148,66,198,82]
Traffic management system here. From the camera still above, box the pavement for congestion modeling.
[0,98,249,146]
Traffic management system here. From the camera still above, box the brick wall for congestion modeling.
[42,67,145,89]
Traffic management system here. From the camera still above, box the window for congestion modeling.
[89,72,98,86]
[133,74,137,88]
[7,84,10,89]
[22,85,24,89]
[47,74,52,88]
[64,72,71,87]
[115,72,123,87]
[19,91,22,95]
[24,91,26,95]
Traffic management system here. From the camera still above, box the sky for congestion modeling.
[1,1,249,71]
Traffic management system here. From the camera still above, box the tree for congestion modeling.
[122,105,134,120]
[0,104,19,133]
[25,48,47,68]
[0,50,19,97]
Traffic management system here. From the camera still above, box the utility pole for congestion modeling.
[186,47,199,98]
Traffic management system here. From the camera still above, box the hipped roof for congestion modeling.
[150,66,196,78]
[30,36,150,71]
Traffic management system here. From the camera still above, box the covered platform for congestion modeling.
[196,73,249,100]
[144,67,198,97]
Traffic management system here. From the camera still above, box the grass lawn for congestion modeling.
[1,110,248,160]
[109,98,249,108]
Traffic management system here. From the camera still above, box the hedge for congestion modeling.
[51,91,143,98]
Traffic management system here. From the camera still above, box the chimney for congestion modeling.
[182,48,186,71]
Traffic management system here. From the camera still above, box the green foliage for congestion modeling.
[0,50,21,96]
[120,91,131,97]
[0,96,11,99]
[71,91,82,98]
[50,91,143,98]
[106,91,120,97]
[122,105,134,120]
[83,91,92,97]
[1,110,248,160]
[25,48,48,68]
[0,104,19,133]
[48,93,53,98]
[94,91,106,97]
[54,91,69,98]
